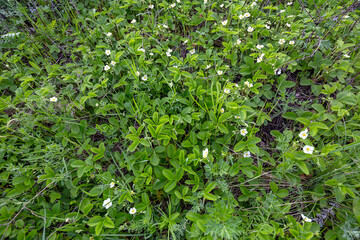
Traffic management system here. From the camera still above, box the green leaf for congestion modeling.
[103,216,115,228]
[162,169,175,181]
[234,141,246,152]
[296,161,309,175]
[164,181,177,192]
[204,192,218,201]
[270,182,278,193]
[276,189,289,198]
[87,216,103,227]
[205,182,217,193]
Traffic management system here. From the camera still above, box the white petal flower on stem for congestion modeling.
[190,49,195,54]
[301,214,312,222]
[289,40,295,45]
[204,0,208,3]
[299,130,308,139]
[247,26,254,32]
[220,108,224,113]
[280,10,285,13]
[104,65,110,71]
[236,39,241,45]
[169,82,173,87]
[110,182,115,188]
[287,2,293,5]
[131,19,136,24]
[239,14,244,19]
[166,51,171,57]
[235,116,240,119]
[110,61,116,66]
[303,145,314,154]
[183,39,188,44]
[217,70,223,75]
[286,23,291,27]
[265,25,270,29]
[206,64,211,69]
[163,24,168,28]
[344,54,350,58]
[135,71,140,76]
[220,4,224,8]
[221,19,228,26]
[275,68,282,75]
[149,4,154,9]
[138,48,145,53]
[106,32,112,37]
[344,15,349,19]
[257,57,263,63]
[105,50,111,56]
[149,52,154,56]
[103,198,112,209]
[243,151,251,158]
[251,2,256,7]
[279,39,285,45]
[244,12,251,17]
[129,207,137,214]
[203,148,209,158]
[256,44,264,50]
[50,96,58,102]
[177,0,180,3]
[142,75,148,81]
[224,89,230,94]
[240,128,248,136]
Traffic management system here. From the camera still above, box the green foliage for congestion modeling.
[1,0,360,239]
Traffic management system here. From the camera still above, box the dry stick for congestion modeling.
[1,181,54,240]
[297,0,317,25]
[343,16,360,41]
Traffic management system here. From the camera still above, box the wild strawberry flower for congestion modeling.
[204,0,208,3]
[235,116,240,119]
[183,39,188,44]
[286,23,291,27]
[280,10,285,13]
[129,207,137,214]
[131,19,136,24]
[149,52,154,56]
[217,70,223,75]
[299,129,308,139]
[243,151,251,158]
[244,81,253,87]
[103,198,112,209]
[301,214,312,222]
[166,49,172,57]
[247,26,254,32]
[142,75,148,81]
[256,44,264,50]
[206,64,211,69]
[224,89,230,94]
[244,12,251,17]
[221,19,228,26]
[279,39,285,45]
[177,0,180,3]
[106,32,112,37]
[287,1,293,5]
[135,71,140,76]
[220,4,224,8]
[344,54,350,58]
[130,190,135,194]
[163,24,168,28]
[239,14,244,19]
[251,2,256,7]
[169,82,173,87]
[274,68,282,75]
[289,40,295,45]
[110,61,116,66]
[190,49,195,54]
[104,65,110,71]
[203,148,209,158]
[50,96,58,102]
[169,3,176,8]
[265,25,270,29]
[149,4,154,9]
[236,39,241,45]
[110,182,115,188]
[105,50,111,56]
[240,128,248,136]
[303,145,314,154]
[138,48,145,53]
[220,108,224,113]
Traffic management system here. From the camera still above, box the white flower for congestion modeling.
[203,148,209,158]
[289,40,295,45]
[220,108,224,113]
[221,19,228,26]
[288,15,294,18]
[103,198,112,209]
[166,50,172,57]
[110,61,116,66]
[344,54,350,58]
[104,65,110,71]
[190,49,195,54]
[177,0,180,3]
[240,128,248,136]
[236,39,241,45]
[239,14,244,20]
[217,70,223,75]
[344,15,349,19]
[244,13,251,18]
[265,24,270,29]
[247,26,254,32]
[174,65,178,68]
[110,182,115,188]
[170,3,176,8]
[169,82,173,87]
[279,39,285,45]
[105,50,111,56]
[243,151,251,158]
[245,81,253,87]
[138,48,145,53]
[257,57,263,63]
[131,19,136,24]
[235,83,239,87]
[204,0,207,3]
[163,24,168,28]
[135,71,140,76]
[287,2,293,5]
[206,64,211,69]
[286,23,291,27]
[65,218,70,222]
[301,214,312,222]
[106,32,112,37]
[224,88,230,94]
[235,116,240,119]
[267,21,271,24]
[299,130,308,139]
[50,96,58,102]
[251,2,256,7]
[303,145,314,154]
[183,39,188,44]
[142,75,148,81]
[95,103,99,107]
[275,68,281,75]
[129,207,137,214]
[149,4,154,9]
[256,44,264,50]
[220,4,224,8]
[280,10,285,13]
[149,52,154,56]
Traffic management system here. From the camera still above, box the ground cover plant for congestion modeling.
[0,0,360,239]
